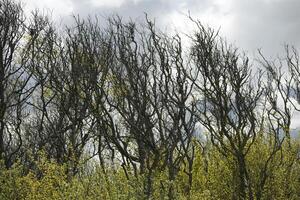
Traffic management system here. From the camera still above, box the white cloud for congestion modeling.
[91,0,125,7]
[23,0,73,20]
[22,0,300,56]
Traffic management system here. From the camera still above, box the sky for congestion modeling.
[23,0,300,57]
[23,0,300,129]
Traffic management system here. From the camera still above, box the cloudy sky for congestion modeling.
[24,0,300,128]
[24,0,300,57]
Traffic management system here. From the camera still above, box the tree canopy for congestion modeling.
[0,0,300,199]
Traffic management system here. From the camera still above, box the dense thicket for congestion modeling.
[1,0,300,199]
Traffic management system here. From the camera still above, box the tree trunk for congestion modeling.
[0,52,6,165]
[236,153,253,200]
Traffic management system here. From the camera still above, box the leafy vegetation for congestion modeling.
[0,0,300,199]
[0,139,299,199]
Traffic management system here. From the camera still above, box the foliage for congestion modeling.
[1,0,300,199]
[0,138,299,199]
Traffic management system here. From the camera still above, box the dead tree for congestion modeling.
[258,46,300,199]
[93,16,198,198]
[0,0,39,168]
[188,20,263,200]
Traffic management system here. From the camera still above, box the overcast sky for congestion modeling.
[23,0,300,129]
[23,0,300,58]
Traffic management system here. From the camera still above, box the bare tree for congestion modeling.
[188,19,263,200]
[84,16,199,198]
[0,0,40,167]
[258,46,300,199]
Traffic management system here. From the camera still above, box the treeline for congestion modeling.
[0,0,300,199]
